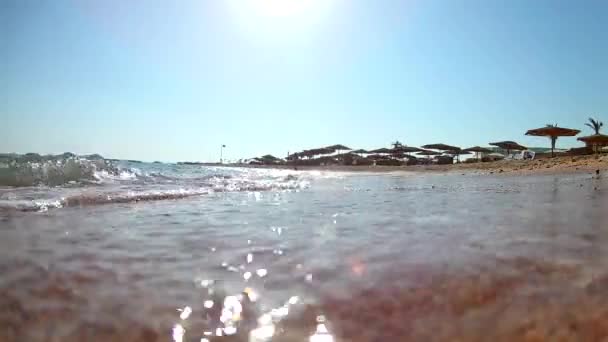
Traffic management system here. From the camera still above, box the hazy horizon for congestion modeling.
[2,0,606,162]
[0,144,578,164]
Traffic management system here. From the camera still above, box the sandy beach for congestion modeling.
[230,154,608,176]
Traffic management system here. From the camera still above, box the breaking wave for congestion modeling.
[0,153,120,187]
[0,154,310,212]
[2,183,307,212]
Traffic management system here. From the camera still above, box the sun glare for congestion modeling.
[227,0,336,40]
[250,0,313,17]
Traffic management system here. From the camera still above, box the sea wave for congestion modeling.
[0,189,210,212]
[0,153,120,187]
[0,176,309,212]
[0,154,311,211]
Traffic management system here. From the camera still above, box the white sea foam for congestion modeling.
[0,160,315,212]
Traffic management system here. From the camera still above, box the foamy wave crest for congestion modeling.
[206,174,310,192]
[0,189,214,212]
[0,153,121,187]
[93,169,138,182]
[0,173,309,212]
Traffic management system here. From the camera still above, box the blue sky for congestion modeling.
[2,0,607,162]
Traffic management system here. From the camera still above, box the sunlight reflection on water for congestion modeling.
[171,281,328,342]
[1,169,606,341]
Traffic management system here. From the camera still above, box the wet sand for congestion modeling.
[4,253,608,341]
[297,259,608,342]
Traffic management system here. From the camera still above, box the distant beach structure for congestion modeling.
[578,118,607,153]
[243,117,605,167]
[525,125,580,157]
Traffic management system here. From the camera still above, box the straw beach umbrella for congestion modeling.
[421,144,462,163]
[463,146,492,161]
[325,144,352,156]
[325,144,351,151]
[369,148,392,154]
[417,150,442,156]
[578,134,608,153]
[489,141,527,156]
[421,143,461,151]
[578,117,606,153]
[464,146,492,153]
[393,146,423,153]
[525,125,580,157]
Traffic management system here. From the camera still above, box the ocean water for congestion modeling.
[1,157,607,341]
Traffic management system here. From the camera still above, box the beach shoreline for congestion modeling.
[221,154,608,176]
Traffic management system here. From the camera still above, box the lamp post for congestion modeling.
[220,144,226,164]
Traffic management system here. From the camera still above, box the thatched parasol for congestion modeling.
[489,141,527,156]
[393,146,423,153]
[525,125,580,157]
[464,146,492,153]
[325,144,352,156]
[578,134,608,153]
[417,150,442,155]
[463,146,492,161]
[421,143,461,151]
[369,148,392,154]
[577,134,608,144]
[325,144,351,151]
[351,149,369,154]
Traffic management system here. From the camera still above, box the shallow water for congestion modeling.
[1,162,607,341]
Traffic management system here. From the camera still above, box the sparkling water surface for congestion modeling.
[1,161,607,341]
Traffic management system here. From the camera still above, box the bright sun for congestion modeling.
[249,0,314,17]
[227,0,336,39]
